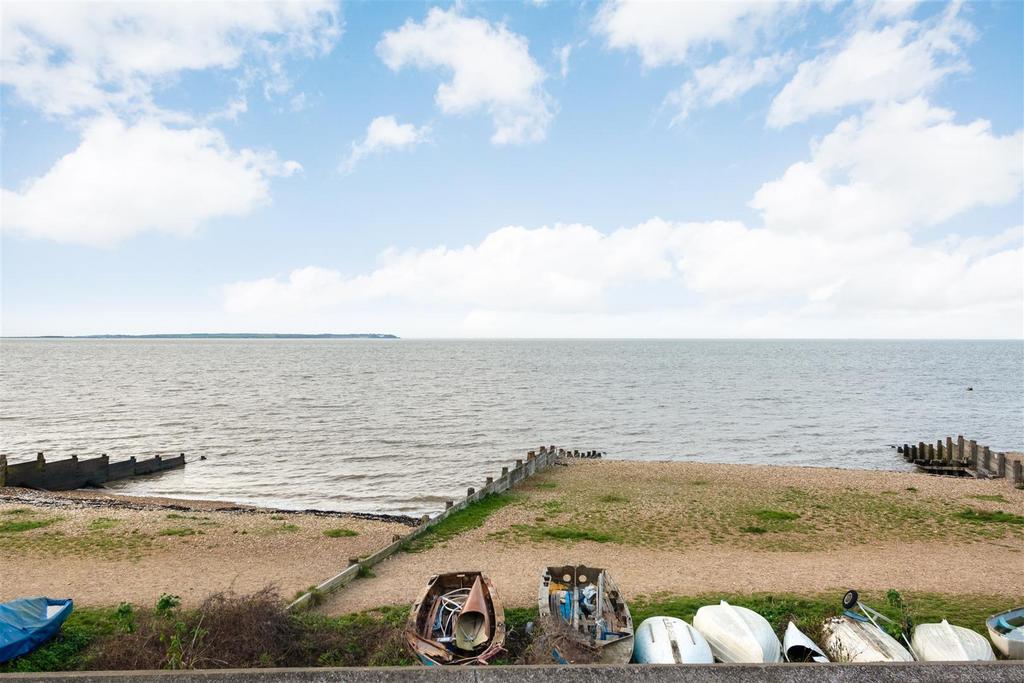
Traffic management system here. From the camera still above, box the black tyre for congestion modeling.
[843,590,859,609]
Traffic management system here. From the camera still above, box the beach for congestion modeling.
[3,459,1020,612]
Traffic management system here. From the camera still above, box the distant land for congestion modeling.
[15,333,399,339]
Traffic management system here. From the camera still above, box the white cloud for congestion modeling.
[666,52,792,123]
[0,0,341,118]
[593,0,791,68]
[753,99,1023,235]
[556,44,572,79]
[342,116,430,173]
[767,2,973,127]
[1,117,299,247]
[376,7,553,145]
[223,98,1023,337]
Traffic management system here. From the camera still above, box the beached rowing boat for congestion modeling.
[0,597,73,664]
[783,621,829,662]
[911,619,995,661]
[405,572,505,665]
[632,616,713,664]
[987,607,1024,659]
[538,565,634,664]
[822,616,913,662]
[692,600,782,663]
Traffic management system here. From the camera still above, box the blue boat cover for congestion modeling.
[0,597,73,663]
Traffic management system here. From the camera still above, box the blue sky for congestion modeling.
[1,0,1022,337]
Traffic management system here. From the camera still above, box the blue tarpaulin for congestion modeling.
[0,597,73,663]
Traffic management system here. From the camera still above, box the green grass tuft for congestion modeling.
[754,509,800,522]
[954,508,1024,525]
[2,508,32,515]
[596,494,629,504]
[0,517,58,534]
[323,528,359,538]
[88,518,120,531]
[741,526,768,534]
[157,526,200,537]
[406,493,518,552]
[511,523,620,544]
[968,494,1008,503]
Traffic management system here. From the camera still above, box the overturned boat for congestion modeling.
[783,621,829,662]
[822,590,912,662]
[911,619,995,661]
[692,600,782,663]
[538,565,634,664]
[987,607,1024,659]
[405,572,505,665]
[633,616,713,664]
[0,597,73,664]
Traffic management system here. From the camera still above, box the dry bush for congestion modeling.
[521,620,602,665]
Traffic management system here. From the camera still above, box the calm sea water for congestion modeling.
[1,339,1021,515]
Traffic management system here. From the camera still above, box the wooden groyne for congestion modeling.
[0,452,186,491]
[898,436,1023,484]
[287,445,577,611]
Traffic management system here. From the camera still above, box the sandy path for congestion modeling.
[0,489,410,607]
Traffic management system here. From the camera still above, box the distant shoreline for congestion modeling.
[3,333,399,339]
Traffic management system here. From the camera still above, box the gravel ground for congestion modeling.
[0,488,409,607]
[316,460,1024,614]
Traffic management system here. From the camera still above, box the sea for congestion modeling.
[1,339,1021,515]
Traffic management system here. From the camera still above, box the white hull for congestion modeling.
[783,621,828,662]
[987,608,1024,659]
[912,620,994,661]
[633,617,713,664]
[822,616,913,663]
[692,601,782,663]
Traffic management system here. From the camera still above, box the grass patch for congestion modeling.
[356,565,376,579]
[741,526,768,534]
[954,508,1024,525]
[905,487,918,493]
[88,518,120,531]
[0,517,58,534]
[3,530,153,560]
[754,509,800,522]
[532,482,558,490]
[2,508,32,515]
[406,493,518,552]
[511,524,621,544]
[323,528,359,538]
[596,494,629,504]
[157,526,200,537]
[968,494,1008,503]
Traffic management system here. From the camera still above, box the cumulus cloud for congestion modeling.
[593,0,791,68]
[223,98,1023,337]
[666,53,792,123]
[767,2,973,127]
[341,116,430,173]
[753,99,1023,235]
[0,0,341,118]
[1,117,300,247]
[376,7,553,145]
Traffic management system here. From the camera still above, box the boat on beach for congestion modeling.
[783,621,829,662]
[0,597,73,664]
[911,619,995,661]
[822,591,913,662]
[632,616,713,664]
[405,572,505,665]
[537,565,634,664]
[691,600,782,663]
[987,607,1024,659]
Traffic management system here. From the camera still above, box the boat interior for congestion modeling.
[542,564,632,648]
[414,572,497,656]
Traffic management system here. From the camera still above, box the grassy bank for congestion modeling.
[2,589,1011,672]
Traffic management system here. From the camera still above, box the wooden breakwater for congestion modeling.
[287,445,583,611]
[898,436,1023,484]
[0,452,186,490]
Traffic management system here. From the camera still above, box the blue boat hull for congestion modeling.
[0,597,74,663]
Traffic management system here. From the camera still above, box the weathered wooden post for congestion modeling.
[36,452,45,470]
[485,476,493,488]
[516,459,523,468]
[995,453,1006,478]
[1012,460,1023,485]
[918,442,927,462]
[467,487,475,497]
[945,437,954,463]
[981,447,991,473]
[0,454,6,487]
[348,557,360,567]
[445,500,454,510]
[419,514,430,526]
[935,441,944,462]
[957,435,965,461]
[501,466,509,478]
[969,440,978,469]
[927,443,935,461]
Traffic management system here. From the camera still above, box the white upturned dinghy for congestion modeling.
[632,617,713,664]
[692,601,782,663]
[822,616,913,662]
[911,620,995,661]
[783,621,829,662]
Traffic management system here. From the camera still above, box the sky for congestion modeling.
[1,0,1022,338]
